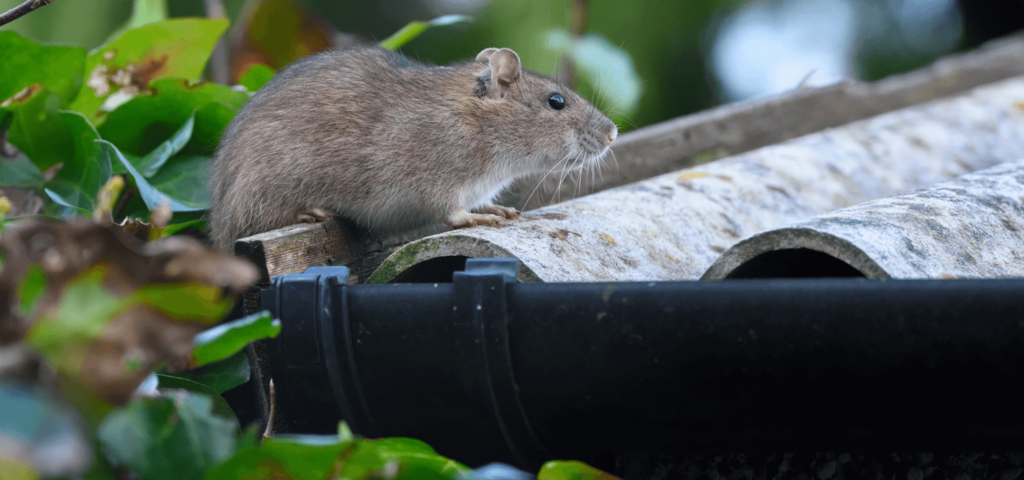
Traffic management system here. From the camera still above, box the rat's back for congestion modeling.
[208,48,425,251]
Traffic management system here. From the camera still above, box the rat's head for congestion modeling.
[467,47,618,175]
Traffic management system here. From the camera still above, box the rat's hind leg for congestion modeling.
[474,204,520,219]
[445,209,506,228]
[296,208,336,223]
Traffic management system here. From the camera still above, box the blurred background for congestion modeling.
[2,0,1023,132]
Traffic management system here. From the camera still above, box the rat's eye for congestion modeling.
[547,93,566,110]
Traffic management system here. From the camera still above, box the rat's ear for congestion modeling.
[482,48,521,100]
[475,48,499,62]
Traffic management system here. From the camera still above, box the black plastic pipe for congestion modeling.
[262,259,1024,470]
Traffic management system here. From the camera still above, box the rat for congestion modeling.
[207,46,618,251]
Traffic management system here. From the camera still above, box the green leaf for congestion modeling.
[99,79,247,157]
[380,15,472,51]
[98,394,237,480]
[161,350,250,394]
[132,282,234,324]
[138,114,195,178]
[148,155,211,210]
[238,0,334,70]
[126,0,169,30]
[0,155,44,189]
[162,218,206,236]
[43,111,110,215]
[263,436,358,479]
[239,64,275,92]
[538,460,620,480]
[102,0,171,46]
[43,189,91,216]
[369,437,469,476]
[2,89,98,172]
[545,30,642,118]
[69,18,230,125]
[0,383,92,478]
[25,266,128,377]
[17,265,47,317]
[192,310,280,367]
[191,100,239,158]
[0,31,86,104]
[204,436,352,480]
[100,139,205,213]
[155,375,238,423]
[208,432,466,480]
[2,90,111,216]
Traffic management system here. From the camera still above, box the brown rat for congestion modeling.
[207,46,618,251]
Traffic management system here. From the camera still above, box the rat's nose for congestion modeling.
[606,124,618,145]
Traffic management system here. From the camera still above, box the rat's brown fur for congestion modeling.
[208,47,617,251]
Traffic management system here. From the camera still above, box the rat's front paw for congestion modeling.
[296,208,336,224]
[446,210,506,229]
[474,204,520,220]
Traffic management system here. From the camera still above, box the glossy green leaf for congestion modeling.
[98,394,237,480]
[0,155,44,189]
[43,189,91,217]
[0,383,92,479]
[155,375,237,423]
[2,89,90,171]
[0,31,86,104]
[43,112,110,215]
[2,91,111,216]
[538,460,621,480]
[545,30,642,117]
[192,310,280,367]
[161,350,250,394]
[100,139,205,212]
[380,15,472,51]
[69,18,230,124]
[239,64,275,92]
[138,114,195,178]
[370,437,469,476]
[99,79,247,156]
[148,154,211,210]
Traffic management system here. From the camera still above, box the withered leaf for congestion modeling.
[0,220,258,405]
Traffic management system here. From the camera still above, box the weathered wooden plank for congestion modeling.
[234,220,445,312]
[702,161,1024,280]
[509,32,1024,209]
[369,76,1024,283]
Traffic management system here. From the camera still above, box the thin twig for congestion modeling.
[0,0,54,28]
[203,0,231,84]
[263,379,276,439]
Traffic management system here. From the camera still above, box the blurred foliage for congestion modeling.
[2,0,997,130]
